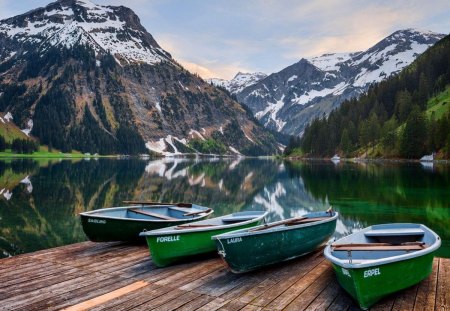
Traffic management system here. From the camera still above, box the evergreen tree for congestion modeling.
[340,129,351,156]
[400,109,428,158]
[0,136,5,152]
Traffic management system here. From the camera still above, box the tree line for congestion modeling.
[287,34,450,159]
[0,136,39,154]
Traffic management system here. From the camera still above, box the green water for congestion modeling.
[0,158,448,258]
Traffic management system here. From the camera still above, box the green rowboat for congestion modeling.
[80,203,213,242]
[139,211,268,267]
[324,223,441,310]
[212,210,338,273]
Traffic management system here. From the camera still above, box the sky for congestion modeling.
[0,0,449,79]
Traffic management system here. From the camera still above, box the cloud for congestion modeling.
[1,0,448,79]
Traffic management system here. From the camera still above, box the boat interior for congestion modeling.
[249,210,336,232]
[173,211,267,230]
[91,205,210,221]
[331,225,436,261]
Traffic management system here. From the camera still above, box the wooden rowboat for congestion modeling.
[212,210,338,273]
[139,211,268,267]
[79,202,213,242]
[324,223,441,310]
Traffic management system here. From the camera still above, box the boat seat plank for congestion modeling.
[222,216,258,223]
[175,224,218,229]
[332,243,427,251]
[128,209,178,221]
[364,228,425,237]
[250,216,330,232]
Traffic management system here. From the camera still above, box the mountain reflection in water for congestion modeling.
[0,158,448,258]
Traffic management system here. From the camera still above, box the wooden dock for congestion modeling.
[0,242,448,311]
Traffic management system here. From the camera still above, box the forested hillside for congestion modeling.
[287,33,450,159]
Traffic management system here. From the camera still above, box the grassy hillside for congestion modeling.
[0,113,30,143]
[426,86,450,119]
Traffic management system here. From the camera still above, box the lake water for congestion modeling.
[0,158,449,258]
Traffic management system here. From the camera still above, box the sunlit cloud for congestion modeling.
[1,0,449,79]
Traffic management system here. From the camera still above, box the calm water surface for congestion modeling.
[0,158,449,258]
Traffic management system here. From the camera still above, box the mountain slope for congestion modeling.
[0,0,278,156]
[296,33,450,158]
[237,29,445,135]
[207,72,267,94]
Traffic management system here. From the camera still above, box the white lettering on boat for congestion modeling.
[227,237,243,244]
[342,268,351,277]
[87,218,106,224]
[156,235,180,243]
[364,268,381,278]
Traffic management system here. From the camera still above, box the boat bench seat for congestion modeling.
[332,243,427,251]
[222,216,256,223]
[128,208,178,221]
[364,228,425,237]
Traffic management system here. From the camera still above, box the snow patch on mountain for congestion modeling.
[208,72,267,94]
[308,52,354,72]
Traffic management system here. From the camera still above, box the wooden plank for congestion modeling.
[123,201,192,208]
[256,259,329,309]
[92,284,173,311]
[180,266,229,291]
[196,297,229,311]
[0,267,95,300]
[304,279,341,310]
[391,284,419,311]
[369,294,396,311]
[60,281,148,311]
[413,258,439,311]
[242,252,324,306]
[326,290,353,311]
[217,299,247,311]
[152,291,202,311]
[435,258,450,311]
[155,259,222,287]
[332,245,426,251]
[128,288,187,311]
[175,294,215,311]
[28,275,146,310]
[283,268,334,311]
[129,208,178,220]
[0,272,118,309]
[240,305,263,311]
[0,266,85,298]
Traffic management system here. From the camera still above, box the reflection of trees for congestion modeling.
[290,160,450,257]
[0,159,147,258]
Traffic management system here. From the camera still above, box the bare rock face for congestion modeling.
[0,0,278,155]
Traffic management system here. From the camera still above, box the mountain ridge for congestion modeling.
[0,0,279,156]
[228,29,445,136]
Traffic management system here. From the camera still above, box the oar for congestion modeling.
[123,201,192,208]
[175,224,217,230]
[184,208,212,216]
[249,217,308,232]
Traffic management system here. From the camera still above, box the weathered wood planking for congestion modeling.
[0,242,448,311]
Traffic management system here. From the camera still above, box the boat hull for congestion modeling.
[332,250,435,310]
[214,217,337,273]
[145,220,263,267]
[80,215,204,242]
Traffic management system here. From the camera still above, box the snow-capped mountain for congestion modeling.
[0,0,278,156]
[0,0,172,65]
[237,29,445,135]
[207,72,267,94]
